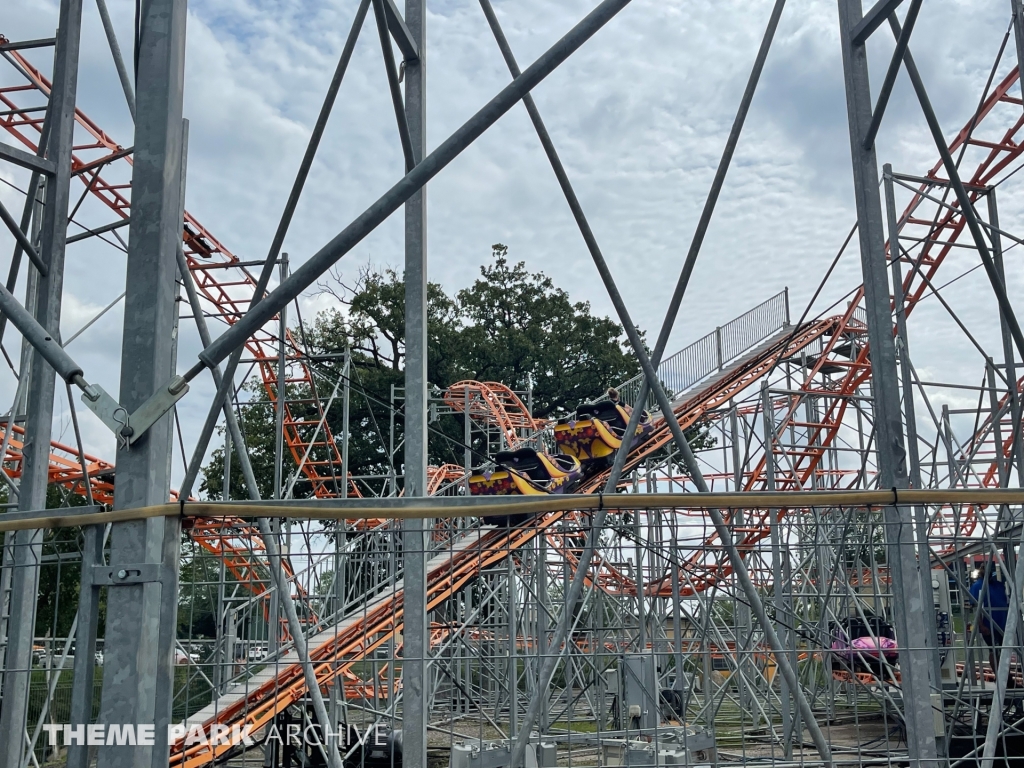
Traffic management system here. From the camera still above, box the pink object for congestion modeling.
[833,636,898,662]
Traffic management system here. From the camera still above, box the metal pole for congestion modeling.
[95,0,186,762]
[0,186,41,749]
[1012,0,1024,108]
[762,385,793,756]
[730,405,754,715]
[0,169,45,348]
[176,232,340,768]
[634,499,646,651]
[539,532,550,733]
[0,199,46,276]
[223,417,232,498]
[65,524,105,768]
[390,383,397,496]
[175,0,370,499]
[598,0,787,492]
[402,0,429,765]
[0,0,84,762]
[889,16,1024,367]
[257,516,343,767]
[509,553,518,740]
[504,0,834,761]
[341,342,351,499]
[214,557,226,695]
[669,542,685,699]
[987,191,1023,486]
[837,4,937,765]
[94,0,136,119]
[371,0,415,171]
[983,194,1024,762]
[884,165,946,700]
[274,254,288,501]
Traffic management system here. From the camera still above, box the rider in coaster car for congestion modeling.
[606,387,632,417]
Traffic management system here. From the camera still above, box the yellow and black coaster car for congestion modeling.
[469,449,583,497]
[553,400,653,470]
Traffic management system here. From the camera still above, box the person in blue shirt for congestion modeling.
[968,561,1012,685]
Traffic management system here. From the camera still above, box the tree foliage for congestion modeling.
[456,244,641,418]
[0,485,105,641]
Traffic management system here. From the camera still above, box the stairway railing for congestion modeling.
[617,288,790,410]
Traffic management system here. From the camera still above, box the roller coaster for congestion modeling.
[4,23,1024,768]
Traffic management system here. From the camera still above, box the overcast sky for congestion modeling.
[1,0,1022,492]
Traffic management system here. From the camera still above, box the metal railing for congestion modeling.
[617,289,790,410]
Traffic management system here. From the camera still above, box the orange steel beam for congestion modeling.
[0,422,116,503]
[426,463,465,495]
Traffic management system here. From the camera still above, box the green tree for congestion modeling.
[457,244,637,418]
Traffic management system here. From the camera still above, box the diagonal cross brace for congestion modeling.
[382,0,418,62]
[0,290,190,444]
[851,0,904,44]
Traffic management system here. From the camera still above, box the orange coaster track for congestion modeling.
[444,380,545,450]
[166,331,837,766]
[0,40,354,502]
[0,421,116,504]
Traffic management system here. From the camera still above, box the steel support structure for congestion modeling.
[883,166,946,700]
[0,0,83,763]
[8,5,1024,767]
[837,2,937,765]
[402,0,429,764]
[987,192,1023,488]
[175,0,370,501]
[1012,0,1024,106]
[506,0,833,762]
[93,0,187,764]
